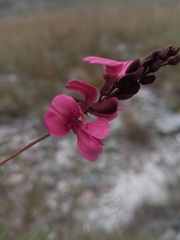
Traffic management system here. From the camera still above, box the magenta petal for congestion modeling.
[83,56,122,66]
[105,65,124,76]
[105,60,133,77]
[65,80,98,104]
[85,118,109,139]
[44,107,70,136]
[51,94,80,121]
[44,94,82,136]
[75,127,103,161]
[84,56,133,78]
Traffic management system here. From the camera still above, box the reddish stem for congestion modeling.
[0,132,50,167]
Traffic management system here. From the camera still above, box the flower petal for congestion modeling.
[105,60,133,77]
[65,80,98,104]
[75,126,103,161]
[83,56,123,66]
[84,56,133,78]
[51,94,80,121]
[85,118,109,138]
[44,94,82,136]
[44,107,70,136]
[105,65,124,77]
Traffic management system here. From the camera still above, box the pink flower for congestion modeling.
[44,94,109,161]
[83,56,133,78]
[66,80,120,119]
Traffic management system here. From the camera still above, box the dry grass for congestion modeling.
[0,2,180,122]
[0,2,180,77]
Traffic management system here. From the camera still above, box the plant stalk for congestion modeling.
[0,132,50,167]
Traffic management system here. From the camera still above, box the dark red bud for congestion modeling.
[140,75,156,85]
[116,82,140,100]
[149,59,163,72]
[163,45,172,51]
[117,73,137,88]
[134,66,144,79]
[141,58,154,71]
[159,48,170,61]
[145,50,161,61]
[126,59,141,73]
[100,76,118,95]
[89,98,118,116]
[168,54,180,65]
[169,46,180,56]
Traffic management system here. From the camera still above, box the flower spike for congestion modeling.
[0,44,180,166]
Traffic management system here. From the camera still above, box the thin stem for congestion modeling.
[0,132,50,167]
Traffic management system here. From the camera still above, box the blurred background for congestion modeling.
[0,0,180,239]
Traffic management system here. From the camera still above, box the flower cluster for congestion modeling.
[44,45,180,161]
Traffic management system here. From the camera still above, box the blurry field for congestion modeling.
[0,1,180,122]
[0,1,180,239]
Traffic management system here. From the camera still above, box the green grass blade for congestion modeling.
[39,229,53,240]
[16,228,40,240]
[0,228,7,240]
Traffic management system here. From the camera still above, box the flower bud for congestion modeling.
[89,98,118,116]
[159,48,170,61]
[126,59,141,73]
[140,75,156,85]
[100,76,118,95]
[168,54,180,65]
[116,82,140,100]
[117,73,137,88]
[169,46,180,56]
[134,66,144,79]
[145,50,161,61]
[141,58,154,71]
[149,59,163,72]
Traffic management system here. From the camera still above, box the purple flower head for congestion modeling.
[44,94,109,161]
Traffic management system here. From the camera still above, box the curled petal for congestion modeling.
[65,80,98,104]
